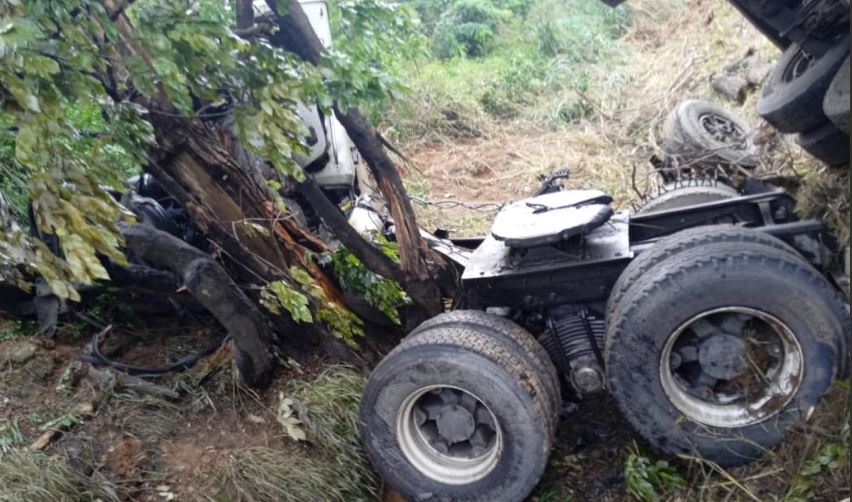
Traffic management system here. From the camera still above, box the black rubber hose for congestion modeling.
[79,328,229,379]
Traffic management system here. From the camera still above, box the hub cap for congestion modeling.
[699,113,749,148]
[660,307,803,428]
[396,386,502,485]
[783,49,815,83]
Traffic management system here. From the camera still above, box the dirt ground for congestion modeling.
[0,315,847,501]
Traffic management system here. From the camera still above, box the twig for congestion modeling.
[679,454,762,502]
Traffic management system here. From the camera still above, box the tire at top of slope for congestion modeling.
[604,225,803,349]
[409,310,562,432]
[758,37,850,133]
[823,55,850,133]
[662,99,758,166]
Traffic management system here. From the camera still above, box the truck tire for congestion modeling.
[662,100,758,167]
[823,56,850,133]
[636,183,737,214]
[758,37,850,133]
[606,240,849,466]
[796,122,850,166]
[359,326,551,502]
[409,310,562,432]
[604,225,800,329]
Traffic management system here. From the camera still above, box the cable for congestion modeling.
[79,326,229,379]
[410,196,504,213]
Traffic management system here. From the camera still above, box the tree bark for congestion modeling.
[118,222,275,386]
[235,0,254,31]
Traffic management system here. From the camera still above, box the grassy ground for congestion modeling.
[0,0,848,501]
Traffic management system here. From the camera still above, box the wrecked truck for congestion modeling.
[358,177,850,501]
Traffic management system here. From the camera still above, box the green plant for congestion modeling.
[321,240,409,325]
[0,319,37,342]
[530,0,630,60]
[433,0,509,59]
[55,361,81,396]
[0,0,415,340]
[222,366,378,501]
[0,421,23,455]
[624,443,686,502]
[785,421,850,501]
[327,0,426,122]
[479,53,546,117]
[261,265,366,344]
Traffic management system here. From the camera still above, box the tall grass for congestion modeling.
[217,366,378,501]
[0,449,119,502]
[381,0,633,143]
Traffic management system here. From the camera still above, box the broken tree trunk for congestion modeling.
[143,117,365,364]
[267,0,448,315]
[91,0,439,385]
[118,222,275,386]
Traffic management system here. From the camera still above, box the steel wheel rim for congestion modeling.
[783,49,814,83]
[660,307,803,428]
[396,385,502,485]
[699,113,749,148]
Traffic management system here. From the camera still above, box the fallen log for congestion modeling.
[118,222,275,386]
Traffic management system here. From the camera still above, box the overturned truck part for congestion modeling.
[359,181,850,502]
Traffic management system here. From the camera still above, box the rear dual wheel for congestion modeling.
[606,227,848,466]
[359,318,556,502]
[758,38,849,134]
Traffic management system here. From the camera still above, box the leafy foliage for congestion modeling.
[529,0,630,58]
[405,0,532,36]
[382,0,633,140]
[433,0,509,59]
[261,265,365,345]
[321,239,409,325]
[624,444,686,502]
[785,420,850,500]
[261,280,313,323]
[0,0,412,342]
[479,54,545,117]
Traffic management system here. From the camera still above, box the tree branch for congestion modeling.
[297,179,404,283]
[263,0,446,314]
[118,222,275,386]
[236,0,255,30]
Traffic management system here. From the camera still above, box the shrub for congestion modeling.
[433,0,509,59]
[479,54,546,117]
[530,0,631,60]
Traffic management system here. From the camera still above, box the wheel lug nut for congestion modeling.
[670,352,683,369]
